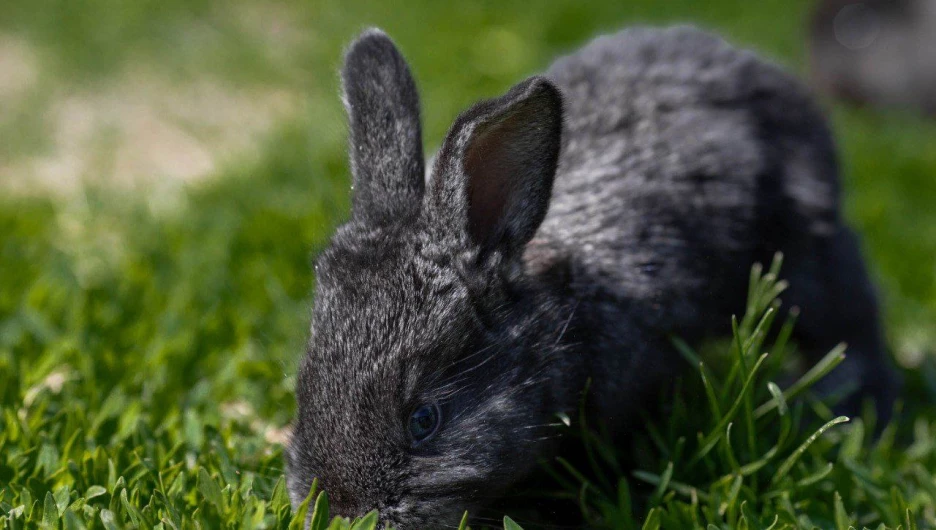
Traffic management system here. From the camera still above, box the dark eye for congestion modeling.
[408,403,441,443]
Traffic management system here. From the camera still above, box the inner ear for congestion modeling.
[425,76,562,256]
[462,90,561,250]
[464,117,514,245]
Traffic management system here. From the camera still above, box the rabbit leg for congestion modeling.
[780,227,900,425]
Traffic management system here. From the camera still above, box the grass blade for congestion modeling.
[771,416,850,485]
[693,354,769,464]
[503,515,524,530]
[755,344,846,418]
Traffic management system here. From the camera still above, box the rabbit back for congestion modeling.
[522,27,862,423]
[530,26,842,331]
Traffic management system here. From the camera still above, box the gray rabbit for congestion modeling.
[809,0,936,117]
[285,25,899,528]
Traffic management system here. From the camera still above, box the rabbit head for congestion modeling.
[285,29,568,528]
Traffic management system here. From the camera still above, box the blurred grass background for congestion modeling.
[0,0,934,527]
[1,0,932,359]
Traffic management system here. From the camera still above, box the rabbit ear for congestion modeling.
[427,76,563,258]
[342,29,425,224]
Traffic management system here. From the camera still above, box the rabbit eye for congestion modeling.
[408,403,441,443]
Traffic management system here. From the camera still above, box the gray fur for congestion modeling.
[286,26,899,528]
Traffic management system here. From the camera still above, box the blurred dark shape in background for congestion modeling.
[810,0,936,116]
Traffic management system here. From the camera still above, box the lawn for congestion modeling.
[1,0,935,528]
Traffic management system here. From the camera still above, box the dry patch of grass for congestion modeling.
[0,35,38,100]
[1,69,300,196]
[0,2,313,198]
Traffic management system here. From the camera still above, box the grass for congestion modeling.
[548,257,936,529]
[1,0,935,529]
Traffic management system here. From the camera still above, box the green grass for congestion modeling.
[549,257,936,529]
[1,0,935,529]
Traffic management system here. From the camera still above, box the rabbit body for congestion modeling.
[286,26,897,529]
[530,26,870,425]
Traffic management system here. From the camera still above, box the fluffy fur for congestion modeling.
[285,26,899,528]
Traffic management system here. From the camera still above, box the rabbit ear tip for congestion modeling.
[522,76,560,94]
[358,27,389,40]
[346,28,397,59]
[342,29,411,87]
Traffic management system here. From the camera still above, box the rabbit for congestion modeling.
[285,25,899,528]
[809,0,936,116]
